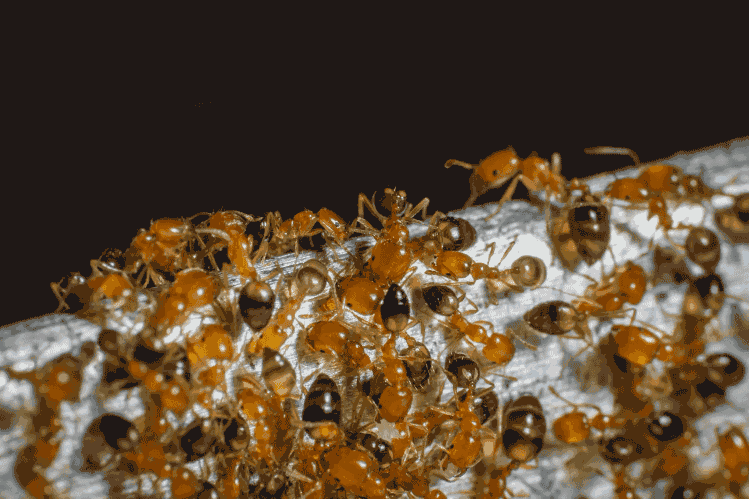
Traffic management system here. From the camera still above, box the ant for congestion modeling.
[195,210,266,280]
[150,268,219,333]
[445,146,565,221]
[419,282,535,366]
[715,192,748,244]
[547,180,612,270]
[500,393,547,465]
[354,187,431,240]
[122,216,205,288]
[572,259,648,316]
[246,258,332,355]
[547,385,629,445]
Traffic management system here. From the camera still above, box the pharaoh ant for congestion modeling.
[715,192,749,244]
[246,258,333,355]
[257,207,356,262]
[418,281,536,366]
[423,235,548,305]
[122,216,206,288]
[547,385,629,446]
[549,188,612,270]
[195,210,266,280]
[445,147,565,221]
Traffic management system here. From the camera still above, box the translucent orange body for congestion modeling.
[590,413,627,431]
[553,411,590,443]
[249,297,302,354]
[658,447,689,475]
[171,270,216,309]
[24,476,54,498]
[88,274,132,300]
[522,153,563,193]
[171,467,200,499]
[35,439,60,468]
[617,264,646,304]
[719,428,749,472]
[150,218,188,247]
[613,325,660,366]
[208,211,246,233]
[227,231,256,278]
[448,432,482,468]
[318,208,348,242]
[648,195,673,229]
[159,377,190,413]
[482,332,515,365]
[434,250,473,279]
[368,240,412,283]
[306,320,349,355]
[293,209,318,234]
[474,148,522,186]
[328,447,385,498]
[638,164,682,194]
[343,340,370,370]
[383,220,410,244]
[380,386,413,422]
[187,324,234,367]
[340,276,384,315]
[607,178,650,202]
[40,359,82,404]
[129,438,170,477]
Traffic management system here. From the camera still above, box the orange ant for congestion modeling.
[445,147,565,221]
[572,259,648,316]
[195,210,265,280]
[122,216,205,287]
[247,259,332,355]
[350,188,430,286]
[424,237,547,301]
[149,268,219,334]
[257,207,355,262]
[548,386,628,445]
[588,146,727,205]
[303,318,374,378]
[420,281,535,366]
[51,257,138,320]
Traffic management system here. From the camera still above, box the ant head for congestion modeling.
[382,187,408,215]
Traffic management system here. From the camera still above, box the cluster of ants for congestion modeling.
[7,145,748,498]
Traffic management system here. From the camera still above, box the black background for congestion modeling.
[4,7,747,328]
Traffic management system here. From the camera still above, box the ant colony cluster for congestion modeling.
[6,144,748,498]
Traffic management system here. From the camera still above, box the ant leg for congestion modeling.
[444,159,476,170]
[506,326,538,351]
[350,217,379,237]
[462,190,480,210]
[426,210,447,229]
[403,196,431,222]
[357,192,386,224]
[485,175,523,222]
[463,296,479,316]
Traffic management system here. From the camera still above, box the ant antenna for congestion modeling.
[584,146,640,166]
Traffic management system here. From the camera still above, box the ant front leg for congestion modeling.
[485,175,523,221]
[350,217,379,238]
[404,196,431,222]
[357,192,386,225]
